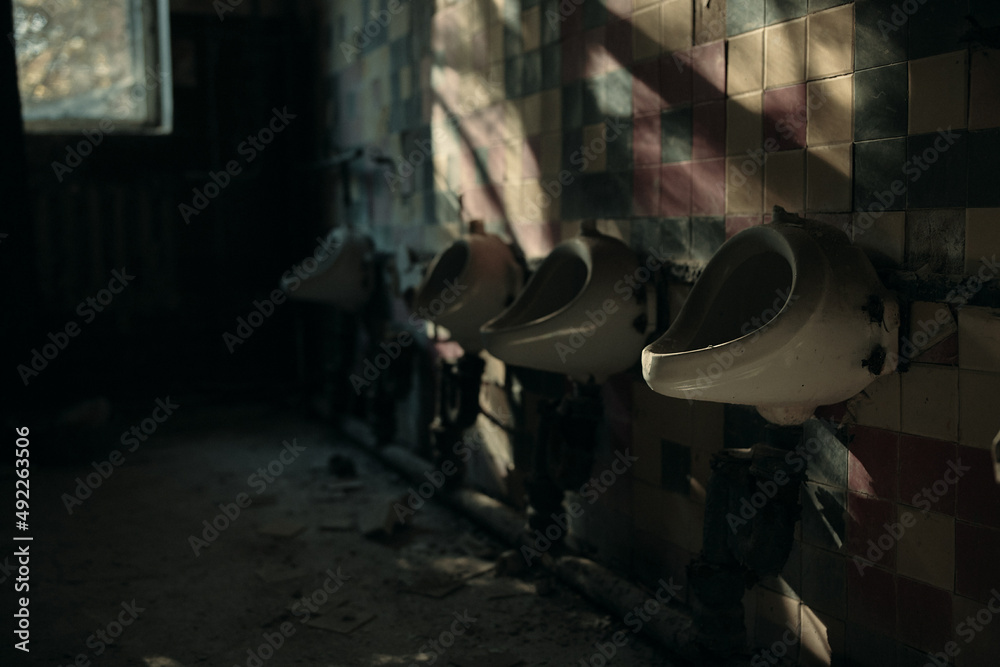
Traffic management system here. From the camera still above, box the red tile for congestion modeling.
[692,40,726,103]
[955,445,1000,529]
[632,58,661,115]
[847,491,898,570]
[956,521,1000,603]
[633,165,660,217]
[725,215,762,239]
[913,333,959,365]
[897,577,954,653]
[606,19,631,69]
[522,137,541,179]
[898,435,958,515]
[691,158,725,216]
[659,51,693,110]
[848,563,897,637]
[633,112,661,166]
[849,426,899,500]
[659,162,692,217]
[764,84,807,151]
[562,31,584,83]
[583,26,608,78]
[692,100,726,159]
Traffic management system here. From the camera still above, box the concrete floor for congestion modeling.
[20,402,675,666]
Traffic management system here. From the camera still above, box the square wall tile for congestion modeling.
[765,17,807,89]
[905,209,966,274]
[727,155,765,213]
[695,0,727,45]
[906,131,969,210]
[969,128,1000,208]
[633,164,660,216]
[953,593,1000,666]
[896,508,955,590]
[801,544,847,618]
[853,210,906,268]
[632,57,661,114]
[522,6,541,52]
[659,162,692,216]
[691,158,726,216]
[764,148,805,212]
[661,106,693,162]
[632,4,661,61]
[898,434,958,515]
[606,18,632,69]
[909,51,969,135]
[855,0,907,70]
[692,101,727,159]
[766,0,806,25]
[848,369,901,432]
[958,306,1000,372]
[845,623,898,667]
[955,521,1000,603]
[847,563,897,637]
[661,0,694,54]
[728,0,766,37]
[853,137,907,212]
[897,576,954,654]
[807,75,853,147]
[728,28,764,95]
[727,91,763,155]
[955,445,1000,530]
[583,26,609,79]
[849,426,899,500]
[970,47,1000,130]
[633,112,661,165]
[692,40,726,102]
[908,0,974,60]
[764,84,807,150]
[854,63,908,141]
[900,363,959,441]
[807,144,852,213]
[807,4,854,80]
[958,370,1000,450]
[660,50,694,108]
[848,492,898,570]
[540,131,562,174]
[725,214,763,238]
[965,208,1000,274]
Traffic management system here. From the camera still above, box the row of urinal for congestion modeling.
[412,207,900,424]
[281,207,901,424]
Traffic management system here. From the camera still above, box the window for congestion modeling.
[12,0,172,133]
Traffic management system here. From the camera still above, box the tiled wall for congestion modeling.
[324,0,1000,664]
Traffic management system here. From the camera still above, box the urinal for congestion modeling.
[480,222,656,383]
[413,223,524,353]
[281,227,375,312]
[642,207,900,425]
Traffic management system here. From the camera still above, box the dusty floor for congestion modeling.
[17,401,676,666]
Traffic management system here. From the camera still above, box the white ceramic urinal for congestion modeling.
[480,222,656,383]
[642,207,900,425]
[413,224,524,353]
[281,227,375,312]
